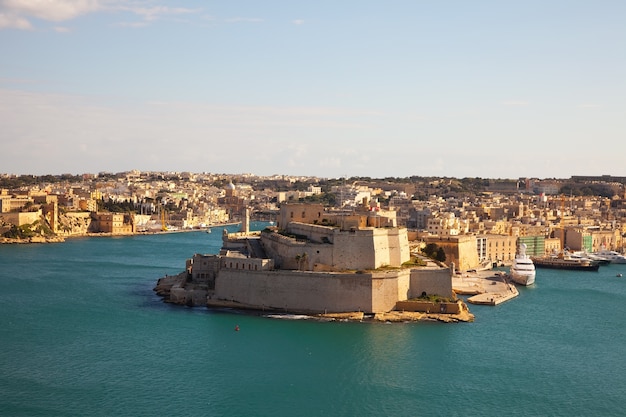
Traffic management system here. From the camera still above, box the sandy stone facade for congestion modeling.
[157,203,455,315]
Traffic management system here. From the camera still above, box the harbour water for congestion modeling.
[2,223,626,416]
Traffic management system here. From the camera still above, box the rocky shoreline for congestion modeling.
[1,236,66,244]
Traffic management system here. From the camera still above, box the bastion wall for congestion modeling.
[261,231,333,270]
[264,223,410,271]
[409,268,454,299]
[213,269,411,314]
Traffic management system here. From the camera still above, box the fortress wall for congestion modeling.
[371,270,411,312]
[215,270,377,313]
[220,257,274,271]
[390,228,411,266]
[287,222,335,243]
[409,268,454,299]
[369,228,410,268]
[0,211,41,226]
[372,229,392,268]
[278,204,324,230]
[262,225,410,272]
[333,229,377,270]
[190,255,221,282]
[262,232,333,270]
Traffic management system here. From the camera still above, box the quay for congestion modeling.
[452,270,519,306]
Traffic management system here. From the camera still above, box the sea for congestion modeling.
[2,221,626,417]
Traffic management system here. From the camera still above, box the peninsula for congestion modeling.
[154,202,474,323]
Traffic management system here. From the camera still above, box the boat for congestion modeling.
[531,252,600,271]
[510,244,536,285]
[593,250,626,264]
[572,251,610,265]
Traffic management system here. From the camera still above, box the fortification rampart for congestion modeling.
[213,269,412,314]
[333,227,410,270]
[409,268,454,299]
[261,230,333,270]
[286,222,335,243]
[0,211,41,227]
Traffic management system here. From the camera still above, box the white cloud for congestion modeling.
[292,19,304,25]
[1,0,102,22]
[0,11,32,29]
[120,5,199,22]
[0,0,202,30]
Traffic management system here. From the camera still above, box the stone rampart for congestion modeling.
[214,269,411,314]
[262,230,333,270]
[0,211,41,227]
[409,267,454,298]
[286,222,335,243]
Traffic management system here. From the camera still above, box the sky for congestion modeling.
[1,1,625,179]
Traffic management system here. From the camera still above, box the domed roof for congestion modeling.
[225,181,236,190]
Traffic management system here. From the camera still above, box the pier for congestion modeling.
[452,270,519,306]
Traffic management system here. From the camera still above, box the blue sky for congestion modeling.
[1,1,625,179]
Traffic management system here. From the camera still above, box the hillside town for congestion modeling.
[1,171,626,273]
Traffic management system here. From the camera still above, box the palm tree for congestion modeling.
[295,252,309,270]
[300,252,308,271]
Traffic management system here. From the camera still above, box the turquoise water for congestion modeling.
[2,224,626,416]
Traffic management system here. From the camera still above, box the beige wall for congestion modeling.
[211,266,448,314]
[0,211,41,226]
[332,227,410,270]
[93,212,134,234]
[287,222,335,244]
[261,231,333,270]
[262,224,410,271]
[424,235,481,271]
[544,237,561,254]
[0,196,33,213]
[409,268,454,299]
[215,269,379,313]
[277,203,325,230]
[484,235,517,263]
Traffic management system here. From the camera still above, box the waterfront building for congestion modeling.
[92,212,134,234]
[423,234,481,271]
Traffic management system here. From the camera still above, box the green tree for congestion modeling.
[423,243,438,258]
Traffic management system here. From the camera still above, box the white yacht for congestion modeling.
[594,250,626,264]
[572,251,610,265]
[510,243,536,286]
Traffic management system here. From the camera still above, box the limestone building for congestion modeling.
[168,203,454,314]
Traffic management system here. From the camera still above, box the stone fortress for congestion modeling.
[155,201,467,319]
